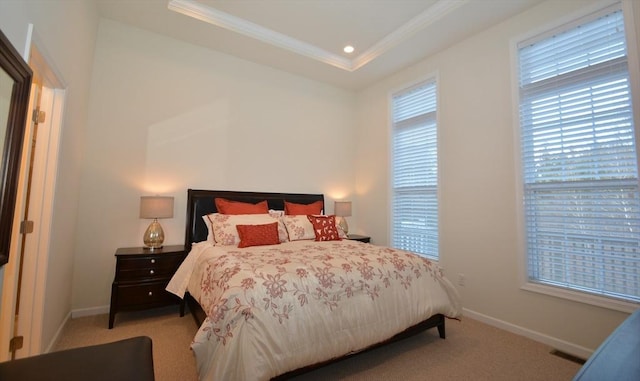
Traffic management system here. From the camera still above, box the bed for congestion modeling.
[167,189,462,380]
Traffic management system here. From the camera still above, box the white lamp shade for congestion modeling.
[334,201,352,217]
[140,196,174,219]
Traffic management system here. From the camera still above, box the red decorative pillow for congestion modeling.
[236,222,280,248]
[285,200,323,215]
[306,215,342,241]
[215,198,269,215]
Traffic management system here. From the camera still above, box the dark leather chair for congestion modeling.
[0,336,155,381]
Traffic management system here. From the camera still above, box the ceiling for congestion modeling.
[96,0,544,90]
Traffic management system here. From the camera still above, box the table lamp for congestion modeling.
[334,200,352,235]
[140,196,174,249]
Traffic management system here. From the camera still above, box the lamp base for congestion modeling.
[143,219,165,249]
[338,217,349,235]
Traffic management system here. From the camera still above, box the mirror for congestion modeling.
[0,29,33,267]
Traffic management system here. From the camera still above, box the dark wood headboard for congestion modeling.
[184,189,324,250]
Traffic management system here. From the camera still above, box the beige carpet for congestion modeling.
[54,307,582,381]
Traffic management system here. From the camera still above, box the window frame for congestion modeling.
[388,74,441,261]
[511,0,640,313]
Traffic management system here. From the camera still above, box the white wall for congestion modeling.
[2,0,637,360]
[0,0,98,352]
[355,0,635,354]
[72,19,356,311]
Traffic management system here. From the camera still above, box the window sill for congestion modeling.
[521,282,639,314]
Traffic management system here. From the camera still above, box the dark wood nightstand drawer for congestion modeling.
[116,255,182,271]
[116,256,183,280]
[115,281,177,308]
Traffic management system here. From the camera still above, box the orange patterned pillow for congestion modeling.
[284,200,323,215]
[306,215,342,241]
[215,198,269,214]
[236,222,280,248]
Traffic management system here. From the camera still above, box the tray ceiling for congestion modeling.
[96,0,544,90]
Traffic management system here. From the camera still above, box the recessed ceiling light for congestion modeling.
[343,45,355,54]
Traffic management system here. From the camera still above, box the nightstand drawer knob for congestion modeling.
[150,259,155,264]
[148,291,153,296]
[149,270,155,275]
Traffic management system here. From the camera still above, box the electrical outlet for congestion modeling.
[457,273,465,287]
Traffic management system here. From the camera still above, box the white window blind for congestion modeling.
[391,80,438,260]
[518,5,640,303]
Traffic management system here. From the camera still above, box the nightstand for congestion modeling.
[347,234,371,243]
[109,245,186,329]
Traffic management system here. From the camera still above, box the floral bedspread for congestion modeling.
[167,240,461,381]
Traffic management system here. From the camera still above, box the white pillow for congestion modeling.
[282,215,347,241]
[269,209,285,217]
[282,215,316,241]
[202,215,216,244]
[207,213,288,246]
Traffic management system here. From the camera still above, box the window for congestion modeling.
[517,4,640,305]
[391,79,438,260]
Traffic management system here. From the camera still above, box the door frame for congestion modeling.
[0,38,64,360]
[17,84,65,357]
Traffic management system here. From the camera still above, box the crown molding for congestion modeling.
[351,0,467,70]
[168,0,352,70]
[168,0,468,72]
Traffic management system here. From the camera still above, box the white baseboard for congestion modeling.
[462,308,594,360]
[43,311,71,354]
[42,306,108,354]
[71,305,109,318]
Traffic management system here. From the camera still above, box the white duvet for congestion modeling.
[167,240,461,381]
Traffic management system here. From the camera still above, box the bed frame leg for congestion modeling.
[437,317,446,339]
